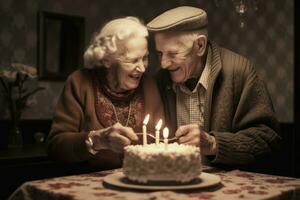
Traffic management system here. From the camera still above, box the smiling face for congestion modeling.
[154,32,201,83]
[106,36,149,93]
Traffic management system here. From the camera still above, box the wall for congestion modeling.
[0,0,294,122]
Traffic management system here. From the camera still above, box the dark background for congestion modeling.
[295,0,299,180]
[0,0,294,122]
[0,0,297,199]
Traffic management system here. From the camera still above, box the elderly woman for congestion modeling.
[47,17,164,170]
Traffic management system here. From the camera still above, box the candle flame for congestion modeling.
[143,114,150,125]
[155,119,162,130]
[163,127,169,138]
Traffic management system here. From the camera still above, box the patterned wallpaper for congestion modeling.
[0,0,294,122]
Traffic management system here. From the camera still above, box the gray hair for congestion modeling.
[179,29,208,48]
[84,17,148,68]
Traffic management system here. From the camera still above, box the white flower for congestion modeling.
[0,63,44,122]
[11,63,37,78]
[0,70,18,82]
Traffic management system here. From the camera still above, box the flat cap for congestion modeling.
[147,6,208,32]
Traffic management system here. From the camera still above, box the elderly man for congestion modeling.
[147,6,281,170]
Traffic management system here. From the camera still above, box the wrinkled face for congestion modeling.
[154,32,199,83]
[107,36,148,93]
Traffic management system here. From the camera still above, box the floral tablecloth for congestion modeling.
[8,168,300,200]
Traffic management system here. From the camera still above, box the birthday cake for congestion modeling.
[123,143,202,183]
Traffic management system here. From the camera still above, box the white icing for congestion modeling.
[123,143,202,183]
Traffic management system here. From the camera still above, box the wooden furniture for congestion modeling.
[0,144,51,199]
[0,144,90,199]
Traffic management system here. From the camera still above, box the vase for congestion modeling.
[8,125,23,148]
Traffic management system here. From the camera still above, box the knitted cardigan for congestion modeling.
[156,41,281,168]
[47,68,164,170]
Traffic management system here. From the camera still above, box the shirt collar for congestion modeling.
[199,46,211,90]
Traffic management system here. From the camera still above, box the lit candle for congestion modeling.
[142,114,150,146]
[163,127,169,150]
[155,119,162,145]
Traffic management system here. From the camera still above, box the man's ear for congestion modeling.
[195,35,207,56]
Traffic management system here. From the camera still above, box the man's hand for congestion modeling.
[87,123,138,153]
[175,124,217,155]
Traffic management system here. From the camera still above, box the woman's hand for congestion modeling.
[105,122,138,152]
[87,123,138,153]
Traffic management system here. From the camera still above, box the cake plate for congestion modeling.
[103,172,221,190]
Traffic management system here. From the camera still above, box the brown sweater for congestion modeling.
[156,41,281,169]
[47,68,164,170]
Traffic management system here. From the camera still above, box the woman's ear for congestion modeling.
[195,35,207,56]
[102,58,112,69]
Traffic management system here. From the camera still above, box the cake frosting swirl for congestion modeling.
[123,143,202,183]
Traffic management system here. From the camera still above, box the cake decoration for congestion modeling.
[123,143,202,183]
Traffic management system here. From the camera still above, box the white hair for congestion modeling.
[84,17,148,68]
[178,29,208,48]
